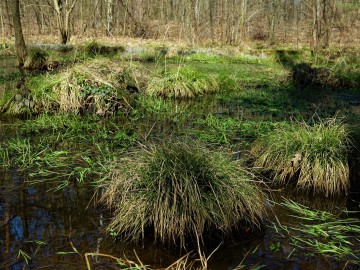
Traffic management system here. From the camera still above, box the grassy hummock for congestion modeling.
[146,66,219,98]
[251,118,350,196]
[1,58,148,115]
[100,141,266,247]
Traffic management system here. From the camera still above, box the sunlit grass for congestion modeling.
[100,141,266,247]
[251,118,351,196]
[147,66,219,98]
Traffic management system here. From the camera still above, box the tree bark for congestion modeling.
[13,0,27,67]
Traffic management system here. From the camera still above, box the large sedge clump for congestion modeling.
[101,142,266,247]
[251,118,350,196]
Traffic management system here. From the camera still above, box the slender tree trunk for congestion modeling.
[4,0,12,35]
[209,0,215,43]
[106,0,113,36]
[239,0,247,42]
[53,0,79,44]
[0,6,4,36]
[312,0,321,51]
[13,0,27,67]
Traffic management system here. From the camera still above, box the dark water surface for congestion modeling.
[1,166,359,270]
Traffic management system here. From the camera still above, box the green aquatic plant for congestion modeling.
[192,114,289,145]
[100,141,266,247]
[271,199,360,265]
[146,66,219,98]
[193,114,242,144]
[251,118,350,196]
[0,143,10,168]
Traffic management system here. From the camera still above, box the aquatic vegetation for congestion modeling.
[146,66,219,98]
[193,114,241,144]
[271,199,360,265]
[133,94,192,125]
[0,133,117,188]
[0,143,10,168]
[275,49,305,66]
[192,114,289,145]
[251,118,351,196]
[121,46,168,63]
[85,252,147,270]
[291,61,360,90]
[4,137,68,170]
[101,141,266,247]
[20,114,136,151]
[215,86,306,119]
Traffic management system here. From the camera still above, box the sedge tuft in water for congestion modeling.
[251,118,351,196]
[100,141,266,248]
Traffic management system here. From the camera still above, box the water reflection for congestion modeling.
[0,171,102,269]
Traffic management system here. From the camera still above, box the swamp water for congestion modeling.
[0,58,360,270]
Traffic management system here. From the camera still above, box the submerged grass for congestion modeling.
[271,198,360,265]
[100,141,266,247]
[0,135,115,187]
[251,118,351,196]
[191,114,289,145]
[0,114,136,188]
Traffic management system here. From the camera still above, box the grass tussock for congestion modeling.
[5,58,149,115]
[84,40,125,57]
[146,67,219,98]
[100,141,266,247]
[251,118,350,196]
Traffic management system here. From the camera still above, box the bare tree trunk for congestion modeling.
[239,0,247,42]
[13,0,27,67]
[106,0,113,36]
[53,0,79,44]
[312,0,321,51]
[209,0,215,43]
[4,0,12,35]
[268,0,279,45]
[190,0,200,44]
[0,6,4,36]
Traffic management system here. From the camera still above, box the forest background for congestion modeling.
[1,0,359,50]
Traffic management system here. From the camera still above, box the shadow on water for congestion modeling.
[0,57,22,84]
